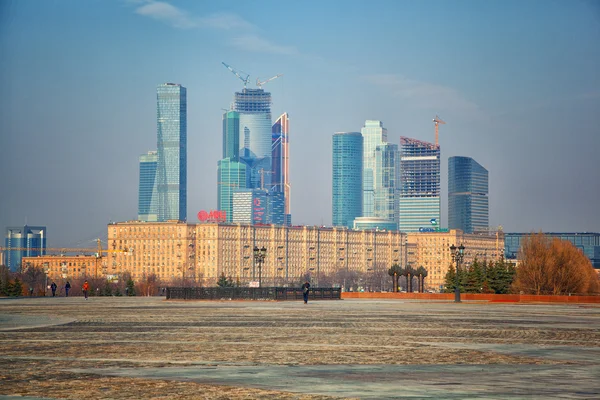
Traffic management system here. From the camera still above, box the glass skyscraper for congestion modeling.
[361,120,387,217]
[448,156,489,233]
[4,226,46,272]
[138,151,158,222]
[374,143,399,227]
[399,137,440,232]
[156,83,187,221]
[217,158,247,223]
[222,110,240,160]
[272,112,291,225]
[332,132,363,228]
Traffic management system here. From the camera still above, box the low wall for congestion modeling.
[167,287,342,301]
[341,292,600,303]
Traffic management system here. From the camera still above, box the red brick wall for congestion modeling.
[341,292,600,303]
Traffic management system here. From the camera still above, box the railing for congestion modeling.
[166,287,342,301]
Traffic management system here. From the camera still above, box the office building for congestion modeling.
[272,112,291,225]
[235,88,272,189]
[353,217,398,231]
[332,132,363,228]
[222,110,240,160]
[156,83,187,221]
[448,156,489,234]
[138,151,158,222]
[399,137,441,232]
[361,120,388,217]
[232,189,269,224]
[505,232,600,269]
[374,143,399,226]
[217,158,247,223]
[4,226,47,271]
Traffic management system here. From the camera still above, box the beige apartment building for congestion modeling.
[103,221,503,291]
[22,254,99,281]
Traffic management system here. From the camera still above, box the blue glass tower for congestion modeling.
[4,226,46,272]
[217,158,247,223]
[222,110,240,160]
[332,132,363,228]
[138,151,158,222]
[156,83,187,222]
[398,137,440,232]
[361,120,387,217]
[448,156,489,233]
[374,143,399,227]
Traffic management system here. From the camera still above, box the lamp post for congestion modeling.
[43,263,49,296]
[253,246,266,288]
[450,244,465,303]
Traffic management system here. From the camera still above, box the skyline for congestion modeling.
[1,0,600,247]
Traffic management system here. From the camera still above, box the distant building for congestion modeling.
[138,151,158,222]
[399,137,441,232]
[4,226,47,272]
[374,143,399,226]
[217,158,247,223]
[361,120,388,217]
[353,217,398,231]
[156,83,187,221]
[332,132,363,228]
[22,255,99,282]
[222,110,240,160]
[505,232,600,269]
[232,189,269,224]
[272,112,291,225]
[448,156,489,234]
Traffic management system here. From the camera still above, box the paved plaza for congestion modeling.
[0,296,599,399]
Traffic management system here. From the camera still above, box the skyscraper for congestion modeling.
[361,120,388,217]
[272,112,291,225]
[4,226,46,272]
[399,137,440,232]
[138,151,158,222]
[374,143,399,228]
[235,88,272,189]
[448,156,489,233]
[156,83,186,222]
[222,110,240,160]
[217,158,247,223]
[332,132,363,228]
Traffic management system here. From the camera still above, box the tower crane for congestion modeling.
[222,62,250,88]
[256,74,283,88]
[433,115,446,146]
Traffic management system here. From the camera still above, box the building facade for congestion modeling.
[399,137,441,232]
[504,232,600,269]
[138,151,158,222]
[272,112,291,225]
[353,217,398,231]
[332,132,363,228]
[361,120,388,217]
[222,110,240,160]
[4,226,47,271]
[22,254,101,282]
[374,143,399,225]
[156,83,187,222]
[448,156,489,233]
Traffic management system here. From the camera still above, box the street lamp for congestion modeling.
[450,244,465,303]
[253,246,266,288]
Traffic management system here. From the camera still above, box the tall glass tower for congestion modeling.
[399,137,440,232]
[217,158,247,223]
[272,112,291,225]
[374,143,399,228]
[361,120,387,217]
[138,151,158,222]
[332,132,363,228]
[222,110,240,160]
[235,88,272,189]
[448,156,489,233]
[4,226,46,272]
[156,83,187,221]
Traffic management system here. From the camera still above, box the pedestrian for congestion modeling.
[50,282,57,297]
[302,281,310,304]
[125,287,129,296]
[65,281,71,297]
[29,287,34,297]
[82,280,90,300]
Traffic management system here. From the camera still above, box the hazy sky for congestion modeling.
[1,0,599,247]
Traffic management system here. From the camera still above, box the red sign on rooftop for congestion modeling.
[197,210,226,223]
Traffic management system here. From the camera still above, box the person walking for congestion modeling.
[65,281,71,297]
[302,281,310,304]
[50,282,57,297]
[82,280,90,300]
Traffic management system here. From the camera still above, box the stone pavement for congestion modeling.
[0,296,599,399]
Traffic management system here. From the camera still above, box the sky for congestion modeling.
[1,0,599,247]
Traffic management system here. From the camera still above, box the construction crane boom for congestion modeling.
[433,115,446,146]
[256,74,283,88]
[222,62,250,88]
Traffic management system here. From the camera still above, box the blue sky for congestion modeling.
[1,0,599,247]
